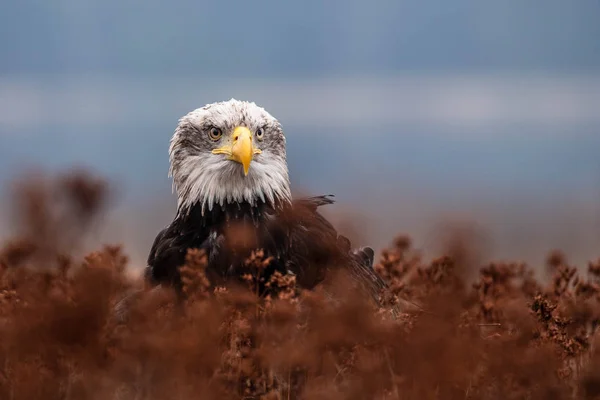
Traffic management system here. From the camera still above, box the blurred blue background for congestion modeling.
[0,0,599,268]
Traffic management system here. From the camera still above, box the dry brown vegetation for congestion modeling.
[1,170,600,399]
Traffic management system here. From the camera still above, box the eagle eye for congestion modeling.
[255,128,264,140]
[208,127,222,141]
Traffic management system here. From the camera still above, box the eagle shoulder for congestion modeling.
[284,195,385,299]
[145,218,211,290]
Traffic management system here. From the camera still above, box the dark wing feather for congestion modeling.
[351,246,375,269]
[146,226,176,284]
[294,194,336,210]
[147,227,167,274]
[284,196,389,305]
[145,217,212,292]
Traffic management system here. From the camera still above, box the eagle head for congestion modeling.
[168,99,292,215]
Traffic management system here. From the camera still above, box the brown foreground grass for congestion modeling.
[1,170,600,400]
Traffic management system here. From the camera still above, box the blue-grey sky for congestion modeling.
[0,0,599,267]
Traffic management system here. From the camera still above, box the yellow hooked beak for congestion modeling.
[212,126,262,176]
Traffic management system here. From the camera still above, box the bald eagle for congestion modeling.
[145,99,390,306]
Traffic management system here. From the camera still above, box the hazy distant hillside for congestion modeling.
[2,0,600,76]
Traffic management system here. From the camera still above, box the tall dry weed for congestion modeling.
[0,170,599,399]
